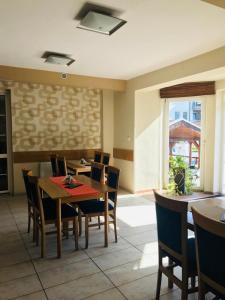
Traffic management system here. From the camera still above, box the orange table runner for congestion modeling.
[50,176,99,197]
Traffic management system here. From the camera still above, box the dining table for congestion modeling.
[187,197,225,230]
[67,160,91,175]
[39,175,116,258]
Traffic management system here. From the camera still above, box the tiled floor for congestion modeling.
[0,191,206,299]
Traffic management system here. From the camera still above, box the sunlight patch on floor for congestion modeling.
[117,205,156,227]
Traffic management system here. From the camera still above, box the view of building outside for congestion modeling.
[169,100,201,187]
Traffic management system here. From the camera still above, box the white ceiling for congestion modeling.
[1,0,225,79]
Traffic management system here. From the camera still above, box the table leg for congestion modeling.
[56,198,62,258]
[104,192,109,247]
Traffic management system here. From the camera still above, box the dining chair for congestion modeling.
[79,166,120,248]
[77,162,105,237]
[50,154,59,177]
[102,152,110,174]
[94,150,102,163]
[153,190,198,300]
[28,175,79,257]
[192,207,225,299]
[57,156,67,176]
[21,169,36,241]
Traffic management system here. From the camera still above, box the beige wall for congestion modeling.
[102,90,114,164]
[113,46,225,192]
[134,90,162,192]
[113,88,134,192]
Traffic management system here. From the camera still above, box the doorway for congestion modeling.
[0,93,12,194]
[163,98,205,190]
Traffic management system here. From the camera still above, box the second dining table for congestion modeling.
[39,175,116,258]
[187,197,225,230]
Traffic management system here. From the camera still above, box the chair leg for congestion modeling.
[78,209,82,236]
[191,276,196,288]
[85,216,89,249]
[181,271,188,300]
[113,215,118,243]
[63,222,69,239]
[198,280,206,300]
[168,258,173,289]
[41,229,46,258]
[156,268,162,300]
[28,205,31,233]
[98,216,101,229]
[35,217,39,246]
[73,217,79,251]
[32,212,36,242]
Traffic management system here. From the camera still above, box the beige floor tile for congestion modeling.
[0,249,30,268]
[0,274,42,300]
[39,258,100,288]
[14,291,47,300]
[84,288,126,300]
[0,239,26,255]
[105,253,158,286]
[0,261,35,284]
[84,237,131,258]
[136,241,158,254]
[123,230,158,246]
[32,250,89,272]
[93,247,143,271]
[118,272,175,300]
[46,272,113,300]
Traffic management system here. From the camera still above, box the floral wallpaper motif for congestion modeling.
[0,81,102,151]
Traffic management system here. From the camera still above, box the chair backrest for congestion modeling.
[94,151,102,163]
[50,154,58,177]
[28,175,45,226]
[153,190,188,260]
[102,152,110,166]
[192,207,225,295]
[57,156,67,176]
[21,169,33,202]
[90,162,104,182]
[107,166,120,207]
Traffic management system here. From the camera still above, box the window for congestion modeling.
[183,112,188,120]
[175,112,180,120]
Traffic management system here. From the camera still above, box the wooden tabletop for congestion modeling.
[39,175,116,203]
[67,160,91,173]
[190,197,225,220]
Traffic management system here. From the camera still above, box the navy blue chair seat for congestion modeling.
[43,198,78,221]
[78,199,114,214]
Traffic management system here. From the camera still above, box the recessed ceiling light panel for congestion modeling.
[77,11,126,35]
[42,52,75,66]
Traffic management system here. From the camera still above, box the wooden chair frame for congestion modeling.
[192,207,225,299]
[83,166,119,248]
[57,156,68,176]
[78,162,105,237]
[22,169,36,242]
[50,154,59,177]
[28,175,78,257]
[94,151,102,163]
[153,190,198,300]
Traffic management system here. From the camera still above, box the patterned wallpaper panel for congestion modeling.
[0,81,102,152]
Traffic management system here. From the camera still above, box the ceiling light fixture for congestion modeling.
[75,3,126,35]
[42,52,75,66]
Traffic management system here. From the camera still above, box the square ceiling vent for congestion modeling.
[76,3,126,35]
[42,52,75,66]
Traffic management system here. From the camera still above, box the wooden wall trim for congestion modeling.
[13,149,101,163]
[202,0,225,10]
[0,65,126,92]
[113,148,133,161]
[160,81,215,98]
